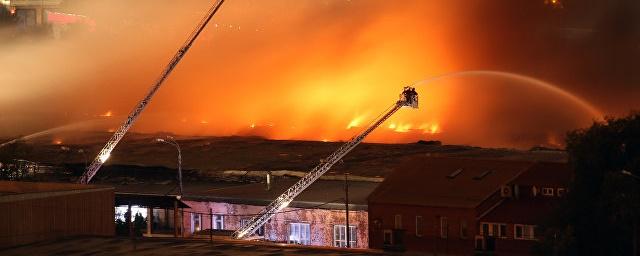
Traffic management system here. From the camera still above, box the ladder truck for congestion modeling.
[233,86,419,239]
[77,0,225,184]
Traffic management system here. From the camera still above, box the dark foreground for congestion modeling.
[1,236,391,256]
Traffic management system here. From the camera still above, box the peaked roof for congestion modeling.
[512,161,573,187]
[367,157,534,208]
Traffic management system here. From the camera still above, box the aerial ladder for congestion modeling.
[78,0,225,184]
[233,86,419,239]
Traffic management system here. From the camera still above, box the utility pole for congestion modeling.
[210,208,214,243]
[174,200,179,238]
[345,172,351,248]
[156,136,183,197]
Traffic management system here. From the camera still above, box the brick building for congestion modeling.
[367,157,570,255]
[116,178,375,249]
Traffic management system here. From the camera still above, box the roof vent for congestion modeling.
[473,170,493,180]
[447,168,463,179]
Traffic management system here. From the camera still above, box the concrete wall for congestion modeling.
[183,200,369,248]
[0,186,114,248]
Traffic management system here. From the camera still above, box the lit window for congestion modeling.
[240,218,264,236]
[212,214,224,230]
[514,224,536,240]
[415,216,423,237]
[542,187,554,196]
[394,214,402,229]
[333,225,356,248]
[289,223,311,245]
[440,217,448,238]
[192,213,202,233]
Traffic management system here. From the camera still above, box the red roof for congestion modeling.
[367,157,533,208]
[480,199,559,224]
[512,161,572,187]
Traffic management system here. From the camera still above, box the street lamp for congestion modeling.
[621,170,640,181]
[156,136,183,198]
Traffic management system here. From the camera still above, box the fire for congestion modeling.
[347,116,365,129]
[388,123,397,129]
[429,124,439,134]
[393,123,412,133]
[100,111,113,117]
[200,120,209,124]
[53,139,63,145]
[250,123,256,128]
[419,123,440,134]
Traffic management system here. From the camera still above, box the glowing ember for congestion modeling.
[250,123,256,128]
[394,123,412,133]
[388,123,397,129]
[100,111,113,117]
[346,116,365,129]
[429,124,440,134]
[53,139,63,145]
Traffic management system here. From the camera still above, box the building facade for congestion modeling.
[1,181,114,248]
[180,200,368,248]
[116,179,375,249]
[368,157,570,255]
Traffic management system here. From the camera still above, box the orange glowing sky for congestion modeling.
[2,0,638,148]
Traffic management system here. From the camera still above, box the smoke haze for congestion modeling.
[1,0,638,148]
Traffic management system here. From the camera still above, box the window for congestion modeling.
[440,217,448,238]
[460,220,468,239]
[481,223,489,236]
[514,224,536,240]
[191,213,202,233]
[240,218,265,236]
[289,223,311,245]
[415,216,423,237]
[394,214,402,229]
[499,224,507,238]
[383,229,393,245]
[212,214,224,230]
[333,225,356,248]
[542,187,554,196]
[480,222,507,238]
[557,188,566,197]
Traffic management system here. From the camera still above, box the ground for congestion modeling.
[6,132,568,184]
[1,236,386,256]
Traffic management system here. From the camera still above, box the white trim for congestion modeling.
[333,225,356,248]
[542,187,554,196]
[440,216,448,238]
[289,222,311,245]
[514,224,536,240]
[415,216,423,237]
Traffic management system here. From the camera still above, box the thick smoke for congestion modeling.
[1,0,636,148]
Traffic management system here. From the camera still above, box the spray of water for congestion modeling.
[411,70,603,120]
[0,119,113,149]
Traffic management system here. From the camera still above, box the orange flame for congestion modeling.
[100,111,113,117]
